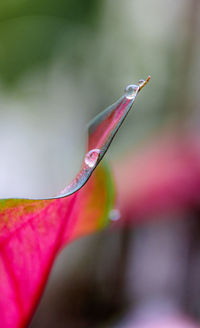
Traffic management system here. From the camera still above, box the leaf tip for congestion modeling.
[138,75,151,92]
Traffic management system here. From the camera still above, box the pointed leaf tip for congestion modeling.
[62,77,150,196]
[138,75,151,92]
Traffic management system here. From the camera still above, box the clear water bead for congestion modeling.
[124,84,139,99]
[84,149,101,168]
[109,209,121,221]
[138,79,145,86]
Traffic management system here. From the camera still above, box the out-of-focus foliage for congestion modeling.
[0,0,102,83]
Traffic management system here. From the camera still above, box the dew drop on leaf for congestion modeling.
[138,79,145,86]
[84,149,101,168]
[124,84,139,99]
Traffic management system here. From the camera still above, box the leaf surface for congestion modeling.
[0,164,115,327]
[0,78,150,327]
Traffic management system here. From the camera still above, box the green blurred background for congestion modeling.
[0,0,200,327]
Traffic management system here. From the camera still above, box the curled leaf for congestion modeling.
[0,164,115,327]
[0,77,150,327]
[59,76,150,196]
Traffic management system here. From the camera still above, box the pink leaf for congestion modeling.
[0,78,150,327]
[0,164,114,327]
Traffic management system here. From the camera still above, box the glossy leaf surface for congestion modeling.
[0,78,150,327]
[60,77,150,196]
[0,164,114,327]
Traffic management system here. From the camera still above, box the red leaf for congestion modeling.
[0,78,150,327]
[0,164,114,327]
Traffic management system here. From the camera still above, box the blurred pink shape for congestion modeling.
[130,316,199,328]
[113,133,200,223]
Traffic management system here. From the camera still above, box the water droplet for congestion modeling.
[138,79,145,86]
[84,149,101,168]
[124,84,139,99]
[109,209,121,221]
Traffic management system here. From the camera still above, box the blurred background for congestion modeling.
[0,0,200,327]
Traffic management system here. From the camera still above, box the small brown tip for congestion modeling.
[138,75,151,92]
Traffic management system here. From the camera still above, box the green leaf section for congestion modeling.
[0,0,102,83]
